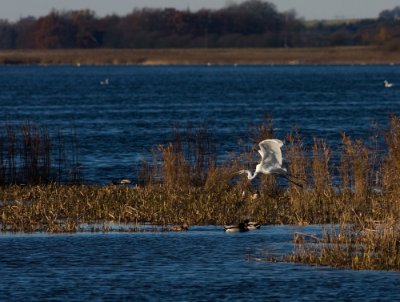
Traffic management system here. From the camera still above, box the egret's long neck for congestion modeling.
[248,171,258,180]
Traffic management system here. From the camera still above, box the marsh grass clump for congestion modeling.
[282,116,400,271]
[138,124,216,188]
[0,123,82,185]
[287,220,400,271]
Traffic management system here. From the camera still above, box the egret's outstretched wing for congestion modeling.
[258,139,284,170]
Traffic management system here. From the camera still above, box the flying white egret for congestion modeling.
[236,139,302,187]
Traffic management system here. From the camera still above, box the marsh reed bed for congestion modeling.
[0,124,82,185]
[2,117,400,269]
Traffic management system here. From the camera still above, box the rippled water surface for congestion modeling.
[0,226,399,301]
[1,65,400,183]
[1,65,400,300]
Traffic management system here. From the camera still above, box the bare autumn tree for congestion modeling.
[32,11,75,48]
[97,15,122,48]
[221,0,282,35]
[13,16,36,48]
[379,6,400,20]
[0,20,16,49]
[68,10,100,48]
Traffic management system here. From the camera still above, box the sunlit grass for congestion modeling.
[0,47,399,65]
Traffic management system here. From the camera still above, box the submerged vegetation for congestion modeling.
[2,115,400,270]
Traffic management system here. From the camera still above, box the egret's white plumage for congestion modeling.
[237,139,287,180]
[236,139,302,187]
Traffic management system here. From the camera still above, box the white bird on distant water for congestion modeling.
[384,80,393,88]
[235,139,302,187]
[100,78,109,85]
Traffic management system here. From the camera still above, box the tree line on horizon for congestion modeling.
[0,0,399,49]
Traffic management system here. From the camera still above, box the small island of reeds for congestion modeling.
[2,116,400,271]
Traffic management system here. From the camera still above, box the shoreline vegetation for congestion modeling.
[2,116,400,270]
[1,47,400,65]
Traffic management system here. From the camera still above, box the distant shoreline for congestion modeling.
[0,47,399,65]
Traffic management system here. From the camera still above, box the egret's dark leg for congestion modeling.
[281,174,303,188]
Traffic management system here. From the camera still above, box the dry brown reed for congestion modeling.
[288,220,400,271]
[284,116,400,271]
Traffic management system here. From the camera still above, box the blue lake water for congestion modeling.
[1,64,400,183]
[1,226,400,301]
[2,65,400,301]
